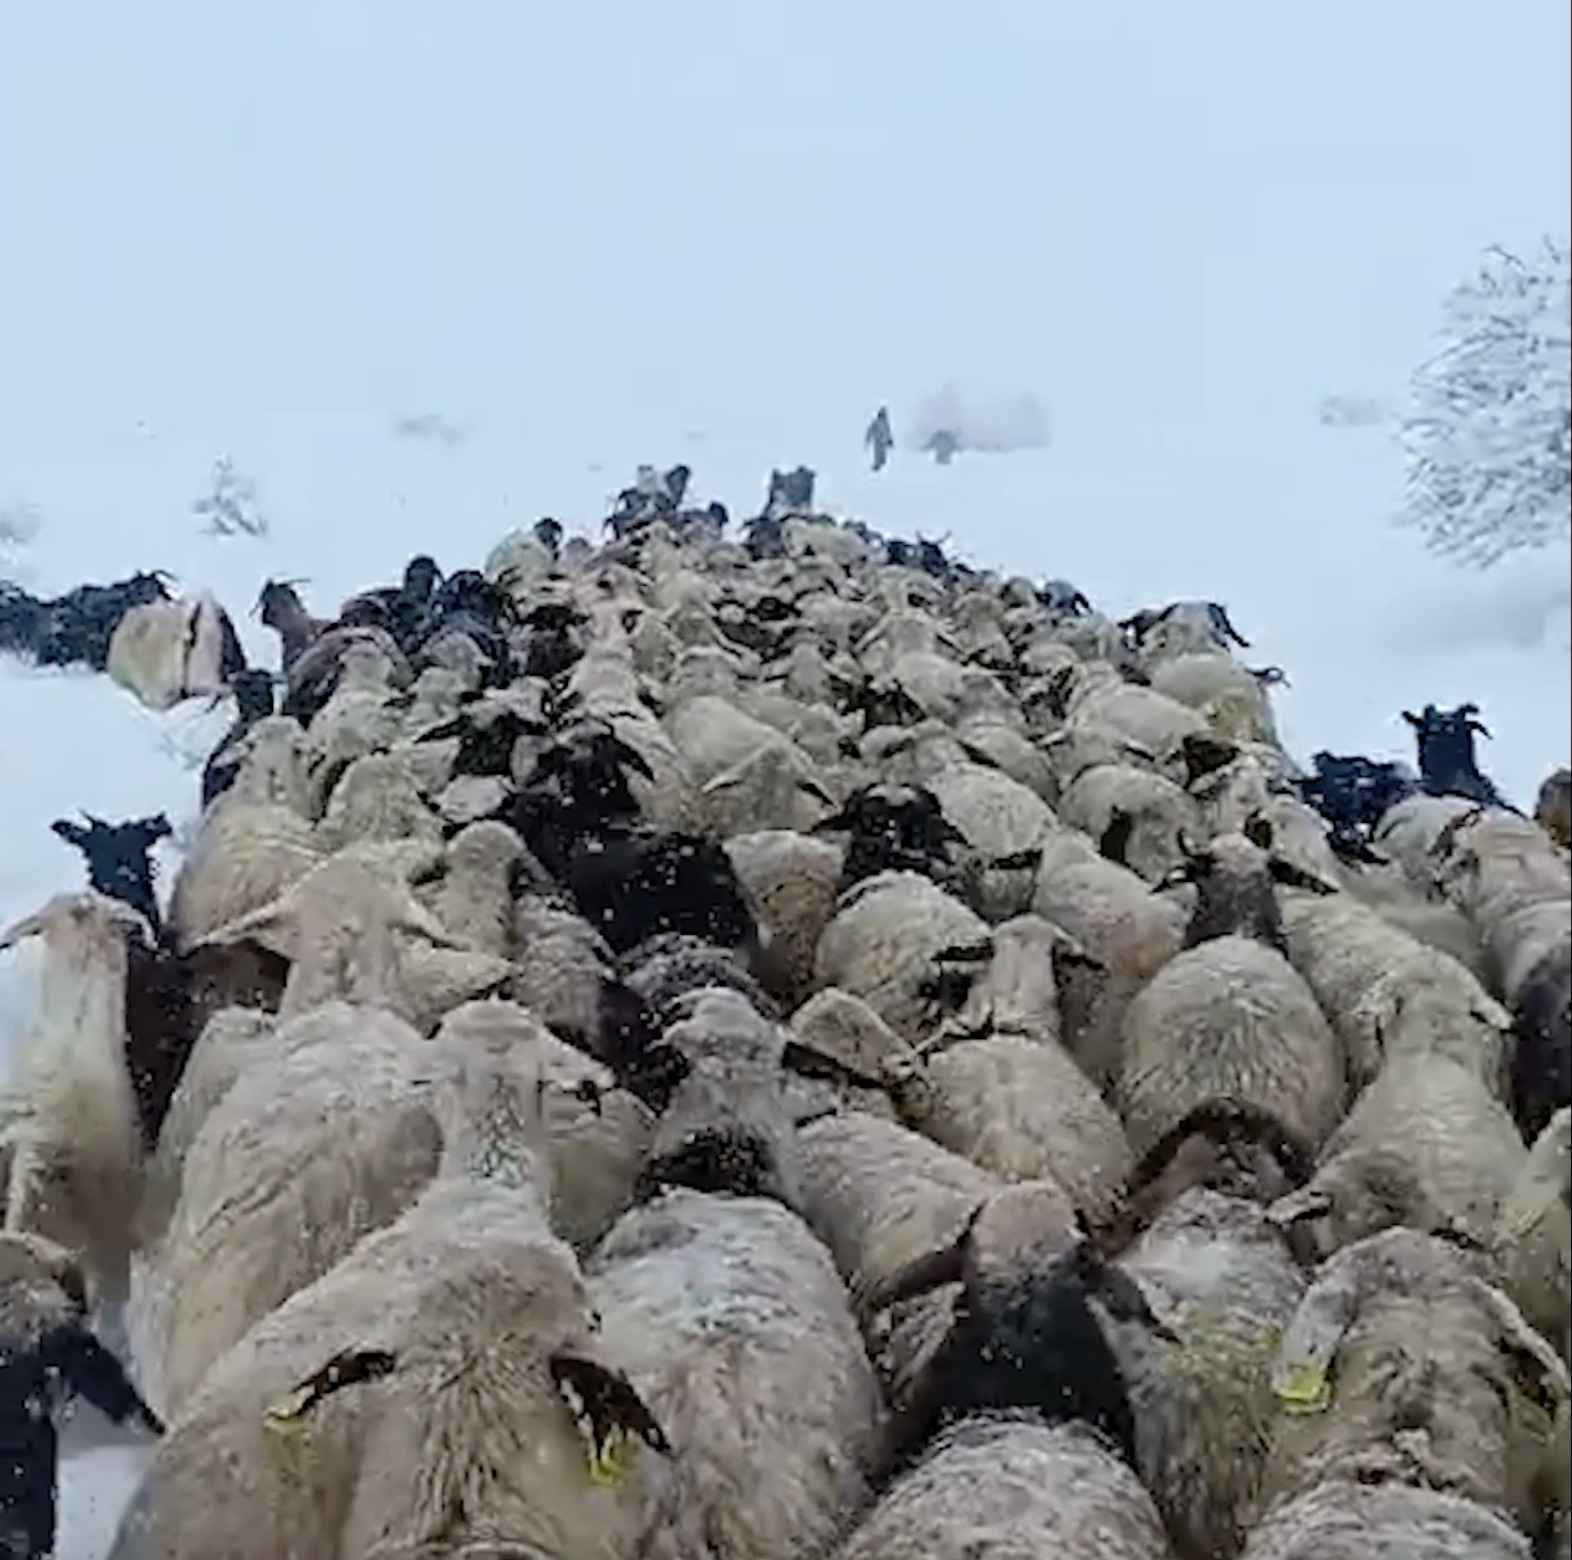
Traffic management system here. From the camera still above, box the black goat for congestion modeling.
[1402,703,1508,807]
[1120,600,1250,652]
[336,555,443,652]
[516,600,588,681]
[1511,949,1571,1144]
[49,813,172,937]
[0,571,174,673]
[742,514,788,562]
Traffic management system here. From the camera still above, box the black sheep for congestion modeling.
[861,1193,1176,1480]
[1297,751,1417,861]
[0,1237,163,1560]
[1402,702,1509,807]
[337,554,443,652]
[49,812,172,937]
[1036,578,1092,616]
[0,571,173,674]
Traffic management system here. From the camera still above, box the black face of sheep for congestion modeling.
[1511,952,1571,1143]
[1179,732,1241,787]
[620,934,780,1032]
[229,667,278,725]
[873,1205,1176,1478]
[765,465,816,515]
[49,813,172,936]
[532,517,564,558]
[400,554,441,605]
[528,724,654,829]
[813,783,970,892]
[518,601,588,681]
[1402,702,1506,807]
[562,826,759,957]
[1163,817,1336,952]
[1118,1097,1316,1244]
[1298,752,1415,862]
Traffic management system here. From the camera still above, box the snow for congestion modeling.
[1,434,1568,1557]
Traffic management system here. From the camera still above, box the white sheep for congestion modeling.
[724,827,844,1006]
[1116,1189,1308,1560]
[925,761,1061,920]
[1267,1054,1527,1260]
[415,816,526,958]
[813,869,994,1044]
[1279,887,1514,1098]
[1118,934,1345,1159]
[833,1415,1178,1560]
[1238,1480,1536,1560]
[886,1032,1132,1230]
[590,1189,886,1560]
[1149,653,1284,746]
[1058,762,1203,885]
[109,1012,671,1560]
[1260,1225,1569,1537]
[0,892,152,1316]
[106,592,236,712]
[1493,1106,1571,1363]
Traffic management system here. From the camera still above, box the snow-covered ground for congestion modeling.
[1,437,1567,1558]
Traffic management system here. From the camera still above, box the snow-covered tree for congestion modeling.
[193,455,268,538]
[1396,237,1571,568]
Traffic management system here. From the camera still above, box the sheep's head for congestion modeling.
[1534,767,1572,850]
[1118,1097,1315,1240]
[814,782,968,892]
[1162,816,1337,951]
[49,812,172,933]
[0,889,155,964]
[228,667,279,723]
[524,720,653,830]
[533,516,564,556]
[621,933,779,1032]
[431,568,515,627]
[1035,578,1093,617]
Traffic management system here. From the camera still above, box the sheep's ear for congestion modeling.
[0,908,52,952]
[1269,857,1339,896]
[1271,1260,1360,1414]
[1099,811,1135,866]
[550,1347,672,1468]
[266,1348,398,1426]
[50,818,90,849]
[854,1205,981,1318]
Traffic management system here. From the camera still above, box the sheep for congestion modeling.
[1279,886,1514,1097]
[884,1033,1133,1231]
[636,985,798,1205]
[854,1186,1176,1476]
[200,711,315,822]
[810,780,973,898]
[784,988,914,1122]
[833,1415,1178,1560]
[589,1189,885,1560]
[1059,764,1202,885]
[335,552,443,650]
[1404,701,1509,806]
[1123,598,1251,660]
[1114,1189,1309,1560]
[1493,1107,1571,1363]
[1117,932,1344,1161]
[0,892,155,1316]
[1538,767,1572,849]
[1371,791,1482,887]
[1031,847,1187,1089]
[49,810,172,936]
[105,590,244,711]
[414,816,526,958]
[1296,750,1417,861]
[813,869,994,1044]
[725,827,844,1006]
[314,748,445,852]
[924,761,1059,920]
[139,1001,446,1416]
[621,933,778,1031]
[1238,1480,1536,1560]
[193,846,514,1032]
[1267,1055,1527,1261]
[1259,1225,1569,1541]
[164,796,321,950]
[109,1010,671,1560]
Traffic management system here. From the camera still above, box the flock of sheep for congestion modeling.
[1,464,1569,1560]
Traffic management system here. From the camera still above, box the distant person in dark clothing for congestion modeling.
[0,1233,163,1560]
[865,405,894,471]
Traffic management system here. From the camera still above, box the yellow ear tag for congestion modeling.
[1274,1362,1331,1415]
[587,1427,635,1487]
